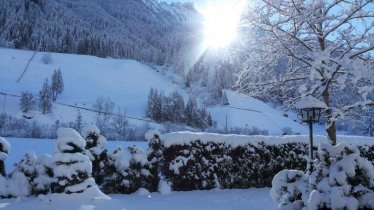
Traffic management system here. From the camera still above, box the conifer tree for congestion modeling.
[39,78,52,114]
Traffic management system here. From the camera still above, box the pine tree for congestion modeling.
[146,88,155,118]
[74,110,83,133]
[146,88,162,122]
[19,91,35,113]
[185,97,198,127]
[51,69,64,101]
[170,91,185,123]
[39,78,52,114]
[222,91,229,105]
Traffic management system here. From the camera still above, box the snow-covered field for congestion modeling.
[0,47,321,135]
[0,187,278,210]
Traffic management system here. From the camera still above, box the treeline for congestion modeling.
[0,112,148,141]
[146,88,214,130]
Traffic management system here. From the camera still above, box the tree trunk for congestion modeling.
[322,88,337,145]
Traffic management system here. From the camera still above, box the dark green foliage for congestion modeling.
[161,140,315,191]
[101,146,159,194]
[51,163,90,194]
[0,161,4,177]
[161,139,374,192]
[81,127,108,186]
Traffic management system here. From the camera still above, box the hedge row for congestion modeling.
[157,133,374,191]
[1,130,374,196]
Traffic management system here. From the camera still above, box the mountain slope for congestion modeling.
[0,0,202,64]
[0,48,318,137]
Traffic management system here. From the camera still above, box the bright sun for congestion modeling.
[203,1,245,49]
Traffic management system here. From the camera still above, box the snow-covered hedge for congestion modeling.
[1,131,373,198]
[159,132,374,191]
[100,130,161,194]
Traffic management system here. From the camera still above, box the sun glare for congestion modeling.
[203,1,246,49]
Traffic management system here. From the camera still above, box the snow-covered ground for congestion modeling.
[0,47,322,135]
[0,187,278,210]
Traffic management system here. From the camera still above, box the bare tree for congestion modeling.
[238,0,374,144]
[112,108,128,140]
[93,96,114,118]
[20,91,35,113]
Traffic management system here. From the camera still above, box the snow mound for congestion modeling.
[81,125,101,139]
[0,137,10,161]
[145,130,161,141]
[294,95,327,109]
[136,188,150,196]
[158,179,172,195]
[56,128,86,153]
[38,186,110,207]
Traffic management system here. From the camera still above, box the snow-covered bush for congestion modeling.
[51,128,96,194]
[10,152,38,196]
[0,137,10,176]
[146,130,163,190]
[81,125,108,185]
[32,154,54,195]
[307,143,374,210]
[270,169,309,210]
[0,137,10,197]
[271,143,374,210]
[101,145,158,194]
[2,152,54,197]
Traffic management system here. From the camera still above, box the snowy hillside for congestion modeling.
[0,0,202,65]
[0,47,318,137]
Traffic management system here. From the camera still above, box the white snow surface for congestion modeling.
[158,179,172,195]
[0,188,279,210]
[0,47,322,135]
[161,132,374,147]
[145,130,161,141]
[294,95,328,109]
[81,125,101,139]
[56,128,86,153]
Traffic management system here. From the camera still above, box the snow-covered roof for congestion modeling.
[294,95,328,109]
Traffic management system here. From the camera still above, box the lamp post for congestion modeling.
[294,95,327,172]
